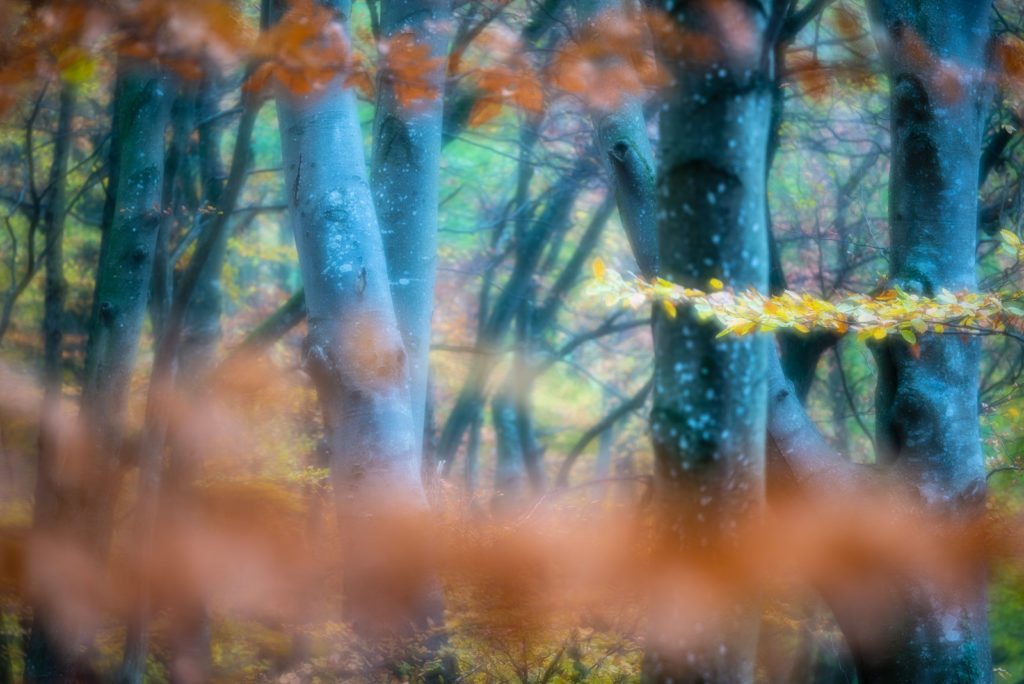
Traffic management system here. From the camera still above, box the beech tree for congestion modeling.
[639,0,791,678]
[271,0,448,671]
[791,0,994,677]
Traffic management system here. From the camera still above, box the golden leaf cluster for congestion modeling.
[590,230,1024,346]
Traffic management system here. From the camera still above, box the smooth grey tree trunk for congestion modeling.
[764,2,994,680]
[274,0,445,671]
[644,1,772,681]
[371,0,449,452]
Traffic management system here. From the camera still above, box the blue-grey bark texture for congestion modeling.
[80,68,171,477]
[645,1,772,681]
[25,64,172,683]
[767,2,995,680]
[573,0,658,278]
[861,0,992,680]
[275,0,445,668]
[26,83,77,684]
[371,0,449,452]
[36,82,76,526]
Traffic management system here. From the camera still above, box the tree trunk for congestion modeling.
[274,0,445,670]
[573,0,658,277]
[857,0,992,679]
[491,379,527,514]
[437,162,593,474]
[371,0,449,451]
[26,63,172,683]
[36,82,76,527]
[644,1,772,681]
[26,81,75,684]
[178,75,231,384]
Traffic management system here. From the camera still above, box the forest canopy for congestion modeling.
[2,0,1024,682]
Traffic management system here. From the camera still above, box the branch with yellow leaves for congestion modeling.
[589,228,1024,348]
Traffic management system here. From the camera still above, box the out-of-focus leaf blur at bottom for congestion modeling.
[1,360,1020,682]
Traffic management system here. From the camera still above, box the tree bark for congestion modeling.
[859,0,992,679]
[36,82,76,528]
[371,0,449,451]
[274,0,445,670]
[644,0,772,680]
[437,162,594,474]
[178,74,232,384]
[26,63,172,683]
[573,0,659,277]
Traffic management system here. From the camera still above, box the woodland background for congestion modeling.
[1,0,1024,682]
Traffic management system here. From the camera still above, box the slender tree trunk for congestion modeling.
[36,82,76,525]
[26,81,75,684]
[644,1,772,680]
[491,378,527,514]
[274,0,445,671]
[26,63,172,683]
[177,76,232,383]
[438,163,593,474]
[371,0,449,451]
[41,84,75,398]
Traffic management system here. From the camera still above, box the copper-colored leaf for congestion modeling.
[243,61,276,93]
[830,4,862,41]
[468,97,504,128]
[788,54,831,100]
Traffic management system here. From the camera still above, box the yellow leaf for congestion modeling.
[873,327,887,340]
[60,52,96,84]
[735,320,757,336]
[592,257,606,279]
[709,278,724,290]
[661,300,677,319]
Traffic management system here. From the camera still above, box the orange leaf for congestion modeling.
[468,97,503,128]
[243,61,276,93]
[787,54,830,100]
[830,5,861,40]
[344,68,375,99]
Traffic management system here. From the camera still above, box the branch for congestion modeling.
[534,193,615,331]
[162,92,262,348]
[766,347,863,496]
[229,288,306,358]
[540,315,650,374]
[987,465,1023,481]
[780,0,836,42]
[555,374,653,487]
